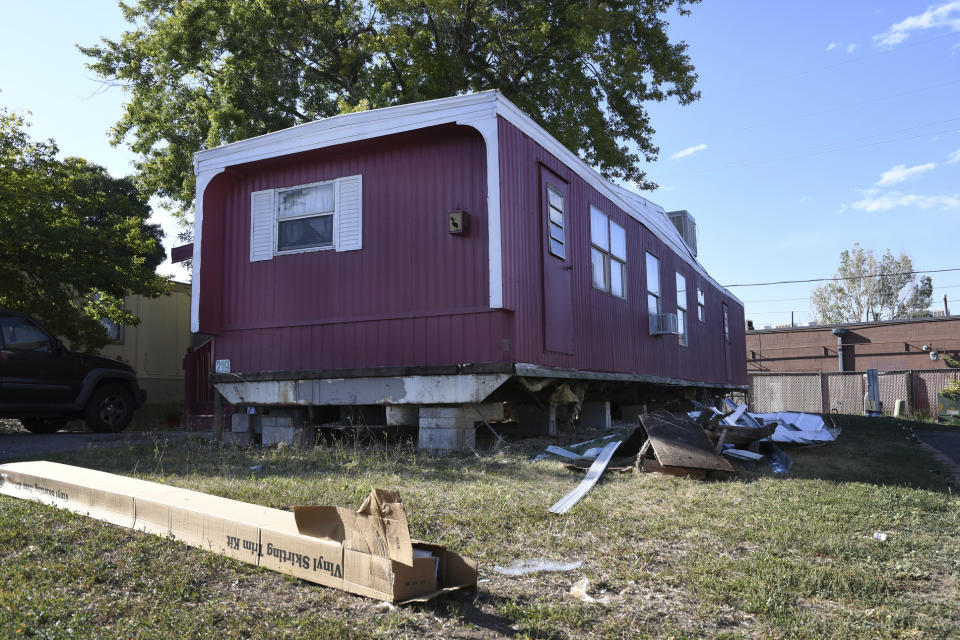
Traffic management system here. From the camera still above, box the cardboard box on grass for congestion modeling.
[0,461,477,603]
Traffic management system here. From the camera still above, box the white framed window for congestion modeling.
[646,252,660,317]
[676,272,688,347]
[697,287,705,322]
[722,302,730,343]
[590,206,626,299]
[276,181,335,253]
[250,174,362,261]
[547,186,566,258]
[100,318,124,344]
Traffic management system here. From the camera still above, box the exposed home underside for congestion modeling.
[211,363,744,451]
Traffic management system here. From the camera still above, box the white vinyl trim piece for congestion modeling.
[191,167,225,333]
[458,116,502,308]
[548,440,622,514]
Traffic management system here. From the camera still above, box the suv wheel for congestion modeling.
[20,419,67,434]
[84,384,134,433]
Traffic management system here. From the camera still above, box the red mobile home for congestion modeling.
[189,91,746,448]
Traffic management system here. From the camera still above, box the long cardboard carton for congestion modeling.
[0,461,477,603]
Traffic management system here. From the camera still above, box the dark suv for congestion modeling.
[0,310,146,434]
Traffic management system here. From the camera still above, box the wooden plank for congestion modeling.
[639,413,735,473]
[549,440,621,514]
[640,459,707,479]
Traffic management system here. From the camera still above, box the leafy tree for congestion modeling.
[80,0,702,230]
[810,243,933,324]
[0,108,168,352]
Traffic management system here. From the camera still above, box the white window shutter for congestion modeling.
[335,174,362,252]
[250,189,275,262]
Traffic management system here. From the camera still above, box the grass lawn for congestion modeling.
[1,415,958,639]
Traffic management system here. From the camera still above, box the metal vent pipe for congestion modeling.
[831,327,849,372]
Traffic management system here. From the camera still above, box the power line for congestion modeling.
[736,32,960,90]
[742,296,811,303]
[701,125,960,173]
[725,267,960,288]
[742,285,960,304]
[724,78,960,135]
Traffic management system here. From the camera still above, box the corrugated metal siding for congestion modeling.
[498,117,746,387]
[202,124,510,372]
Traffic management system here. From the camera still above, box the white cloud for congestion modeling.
[875,162,937,186]
[851,191,960,212]
[825,41,837,51]
[948,148,960,163]
[670,143,708,159]
[873,1,960,47]
[847,43,857,53]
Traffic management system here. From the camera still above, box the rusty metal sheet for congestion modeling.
[639,413,735,473]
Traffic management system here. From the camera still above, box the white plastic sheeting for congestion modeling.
[754,411,839,444]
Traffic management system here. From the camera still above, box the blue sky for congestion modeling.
[644,1,960,326]
[1,1,958,323]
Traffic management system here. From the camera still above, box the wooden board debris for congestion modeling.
[639,413,735,473]
[640,459,707,479]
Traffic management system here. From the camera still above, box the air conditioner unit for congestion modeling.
[649,313,679,336]
[666,210,698,257]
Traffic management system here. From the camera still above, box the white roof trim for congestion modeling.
[192,90,739,307]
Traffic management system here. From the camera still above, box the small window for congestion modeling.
[0,315,52,352]
[276,182,335,253]
[722,302,730,343]
[100,318,124,344]
[646,252,660,317]
[251,174,363,262]
[547,187,565,258]
[590,206,626,298]
[676,273,688,347]
[697,287,705,322]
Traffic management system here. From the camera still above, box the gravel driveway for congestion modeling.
[0,419,194,462]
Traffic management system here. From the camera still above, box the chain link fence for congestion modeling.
[749,370,959,417]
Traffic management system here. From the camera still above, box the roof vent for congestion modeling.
[666,210,697,256]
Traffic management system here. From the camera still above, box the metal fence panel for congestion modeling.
[823,372,862,415]
[912,369,960,417]
[749,373,822,413]
[878,371,910,416]
[749,369,959,417]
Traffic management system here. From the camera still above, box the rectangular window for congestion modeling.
[697,287,705,322]
[276,182,335,253]
[590,206,626,298]
[646,252,660,317]
[722,302,730,342]
[547,187,565,258]
[676,273,688,347]
[100,318,124,344]
[0,315,52,352]
[250,174,362,262]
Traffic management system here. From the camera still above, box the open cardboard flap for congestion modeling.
[295,489,414,567]
[294,489,478,602]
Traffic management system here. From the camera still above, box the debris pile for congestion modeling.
[690,400,840,447]
[540,402,841,513]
